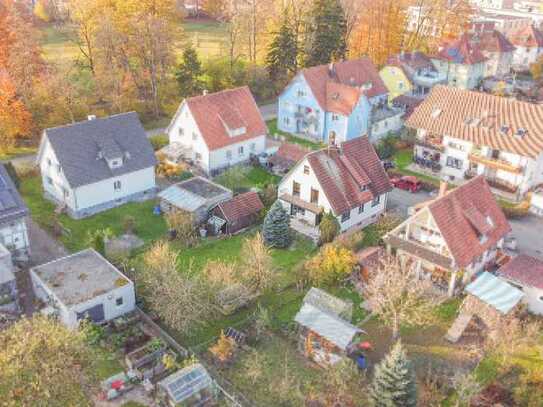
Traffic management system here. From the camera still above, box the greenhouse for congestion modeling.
[157,363,217,406]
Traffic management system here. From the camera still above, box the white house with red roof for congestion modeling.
[167,87,268,175]
[277,58,403,145]
[498,254,543,314]
[508,25,543,70]
[384,176,511,296]
[277,137,392,237]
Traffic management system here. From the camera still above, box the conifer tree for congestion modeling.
[305,0,347,67]
[369,341,417,407]
[318,211,340,244]
[262,201,291,248]
[175,46,204,99]
[266,14,298,82]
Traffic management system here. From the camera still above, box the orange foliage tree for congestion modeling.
[0,72,32,152]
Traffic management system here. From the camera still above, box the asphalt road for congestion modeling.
[388,188,543,260]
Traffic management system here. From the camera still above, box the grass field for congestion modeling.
[214,166,280,191]
[267,119,325,151]
[392,148,441,187]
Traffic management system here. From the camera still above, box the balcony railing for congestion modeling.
[413,72,447,87]
[415,138,444,152]
[465,169,519,193]
[468,152,522,174]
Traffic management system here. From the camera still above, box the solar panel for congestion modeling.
[0,190,16,211]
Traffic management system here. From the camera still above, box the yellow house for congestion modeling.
[379,65,413,102]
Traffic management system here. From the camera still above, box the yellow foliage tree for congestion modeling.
[33,0,50,22]
[209,331,235,363]
[305,244,356,286]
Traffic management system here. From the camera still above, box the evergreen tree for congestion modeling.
[175,46,204,99]
[318,212,340,244]
[305,0,347,67]
[262,201,291,248]
[266,14,298,82]
[369,341,417,407]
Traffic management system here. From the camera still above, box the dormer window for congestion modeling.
[229,127,246,137]
[108,158,123,169]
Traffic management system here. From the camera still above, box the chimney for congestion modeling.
[88,115,97,121]
[328,62,334,76]
[202,89,208,96]
[438,180,448,198]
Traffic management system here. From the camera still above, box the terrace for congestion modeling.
[468,152,523,174]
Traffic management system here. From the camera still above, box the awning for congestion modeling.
[279,193,323,214]
[465,272,524,315]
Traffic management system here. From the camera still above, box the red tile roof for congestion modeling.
[184,87,267,151]
[269,143,309,169]
[301,58,388,111]
[433,34,487,65]
[325,82,361,115]
[306,137,392,215]
[428,176,511,268]
[405,85,543,158]
[387,52,435,72]
[508,25,543,48]
[498,254,543,290]
[473,30,515,53]
[216,191,264,223]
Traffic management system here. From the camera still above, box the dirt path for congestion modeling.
[27,219,68,266]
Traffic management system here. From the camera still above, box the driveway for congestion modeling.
[387,188,543,261]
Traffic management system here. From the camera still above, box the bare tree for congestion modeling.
[362,255,440,339]
[239,232,274,293]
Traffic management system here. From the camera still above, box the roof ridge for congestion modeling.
[45,111,138,133]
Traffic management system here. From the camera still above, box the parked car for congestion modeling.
[381,160,395,170]
[390,175,422,193]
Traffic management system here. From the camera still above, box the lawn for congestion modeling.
[267,120,325,151]
[0,146,38,161]
[19,176,167,252]
[213,166,280,191]
[392,148,441,187]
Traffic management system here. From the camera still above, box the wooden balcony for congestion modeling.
[415,138,444,152]
[468,153,522,174]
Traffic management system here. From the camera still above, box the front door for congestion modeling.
[77,303,105,323]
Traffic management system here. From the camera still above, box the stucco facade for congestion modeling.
[431,59,486,89]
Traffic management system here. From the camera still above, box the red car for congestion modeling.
[390,175,422,193]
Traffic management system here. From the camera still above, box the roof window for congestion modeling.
[431,108,442,119]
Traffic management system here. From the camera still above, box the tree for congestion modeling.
[530,55,543,81]
[262,200,291,248]
[239,232,274,292]
[305,0,347,67]
[0,315,95,406]
[140,241,213,334]
[266,13,298,82]
[165,210,197,247]
[304,244,356,286]
[369,341,417,407]
[318,212,340,244]
[362,255,438,339]
[33,0,51,22]
[0,71,32,152]
[175,46,204,98]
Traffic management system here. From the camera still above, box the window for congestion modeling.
[111,160,118,166]
[292,181,301,197]
[195,152,202,160]
[226,150,232,160]
[358,203,365,213]
[283,117,290,125]
[310,188,319,204]
[250,143,256,152]
[115,297,123,306]
[238,146,244,156]
[47,158,52,167]
[297,89,306,97]
[341,212,351,222]
[332,114,340,121]
[446,156,463,169]
[114,180,121,191]
[46,176,53,185]
[303,165,310,175]
[372,195,381,207]
[57,164,61,174]
[178,127,184,136]
[192,132,197,141]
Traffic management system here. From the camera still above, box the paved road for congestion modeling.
[388,188,543,261]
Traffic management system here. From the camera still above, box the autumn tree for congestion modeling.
[304,244,356,286]
[0,72,32,152]
[362,255,439,339]
[165,210,197,247]
[318,212,340,244]
[0,316,95,406]
[305,0,347,67]
[175,46,205,98]
[140,241,213,334]
[239,232,274,292]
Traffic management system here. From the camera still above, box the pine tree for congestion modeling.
[369,341,417,407]
[262,201,291,248]
[266,14,298,82]
[305,0,347,67]
[175,46,204,99]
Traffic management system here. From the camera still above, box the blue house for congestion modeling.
[277,58,403,144]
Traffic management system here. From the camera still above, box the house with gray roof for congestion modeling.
[37,113,157,219]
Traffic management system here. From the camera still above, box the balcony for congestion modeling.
[468,152,522,174]
[465,169,518,194]
[415,136,444,152]
[412,71,447,88]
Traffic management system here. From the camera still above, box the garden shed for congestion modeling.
[302,287,353,321]
[157,363,217,407]
[210,191,264,235]
[158,176,232,224]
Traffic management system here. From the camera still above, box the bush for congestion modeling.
[318,212,340,244]
[304,244,356,286]
[376,134,399,159]
[122,215,136,234]
[499,199,530,219]
[149,134,169,151]
[165,210,197,246]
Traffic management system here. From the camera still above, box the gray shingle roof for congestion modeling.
[42,112,157,188]
[0,164,28,225]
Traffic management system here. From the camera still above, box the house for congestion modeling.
[508,25,543,70]
[0,164,30,259]
[278,137,392,237]
[0,245,17,313]
[384,176,511,297]
[268,143,310,175]
[431,34,487,89]
[158,176,232,224]
[472,11,532,34]
[530,186,543,216]
[210,191,264,235]
[166,87,268,176]
[379,64,413,101]
[498,254,543,314]
[38,113,157,219]
[445,271,524,342]
[30,249,136,328]
[469,29,516,77]
[406,85,543,201]
[157,363,216,406]
[355,246,383,283]
[384,52,447,98]
[277,58,403,144]
[294,288,363,366]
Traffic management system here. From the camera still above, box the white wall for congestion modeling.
[441,136,473,180]
[209,135,266,171]
[39,138,75,207]
[336,193,387,232]
[0,218,29,254]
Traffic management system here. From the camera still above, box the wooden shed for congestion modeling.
[210,191,264,235]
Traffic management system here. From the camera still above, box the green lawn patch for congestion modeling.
[183,19,228,59]
[391,148,441,187]
[19,176,167,252]
[213,166,280,191]
[434,298,462,325]
[92,346,123,380]
[267,119,325,151]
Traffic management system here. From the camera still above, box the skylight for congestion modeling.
[431,108,442,119]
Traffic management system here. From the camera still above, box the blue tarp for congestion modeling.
[465,272,524,315]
